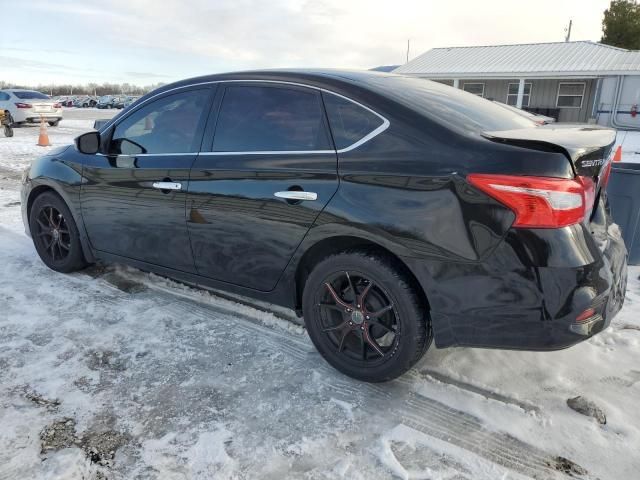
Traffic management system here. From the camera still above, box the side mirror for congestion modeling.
[93,119,109,130]
[75,131,100,154]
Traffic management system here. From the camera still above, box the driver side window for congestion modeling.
[110,89,209,155]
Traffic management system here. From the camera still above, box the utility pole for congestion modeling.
[565,19,572,42]
[406,39,410,63]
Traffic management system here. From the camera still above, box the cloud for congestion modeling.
[2,0,611,84]
[125,71,171,79]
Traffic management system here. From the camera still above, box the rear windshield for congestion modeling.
[363,76,536,134]
[13,91,50,100]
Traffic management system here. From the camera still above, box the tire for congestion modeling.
[29,191,88,273]
[3,125,13,137]
[302,250,431,382]
[48,120,60,127]
[4,111,14,126]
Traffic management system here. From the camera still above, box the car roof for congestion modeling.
[3,89,44,92]
[149,69,399,97]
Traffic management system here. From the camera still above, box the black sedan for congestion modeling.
[20,70,628,382]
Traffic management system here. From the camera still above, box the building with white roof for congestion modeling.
[394,41,640,124]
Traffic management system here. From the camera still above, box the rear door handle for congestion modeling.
[274,191,317,201]
[152,181,182,191]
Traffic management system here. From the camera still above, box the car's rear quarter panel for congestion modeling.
[313,102,624,350]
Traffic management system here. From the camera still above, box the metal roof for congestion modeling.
[394,41,640,78]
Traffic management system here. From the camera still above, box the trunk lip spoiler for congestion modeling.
[482,126,616,163]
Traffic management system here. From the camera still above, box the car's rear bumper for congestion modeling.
[24,115,62,123]
[402,217,628,351]
[12,109,63,123]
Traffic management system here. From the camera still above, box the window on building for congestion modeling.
[462,83,485,97]
[507,83,532,107]
[556,82,585,108]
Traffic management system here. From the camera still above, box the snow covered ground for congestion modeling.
[1,110,639,479]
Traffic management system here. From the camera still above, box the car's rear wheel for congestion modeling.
[48,120,60,127]
[29,191,87,273]
[302,250,431,382]
[4,111,15,126]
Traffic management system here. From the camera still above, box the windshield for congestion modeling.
[364,76,537,134]
[13,91,50,100]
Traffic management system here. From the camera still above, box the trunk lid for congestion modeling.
[31,101,56,113]
[482,125,616,178]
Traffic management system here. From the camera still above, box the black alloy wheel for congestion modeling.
[29,191,87,273]
[303,251,431,382]
[319,271,399,361]
[35,205,71,262]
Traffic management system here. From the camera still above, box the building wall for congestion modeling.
[426,77,598,123]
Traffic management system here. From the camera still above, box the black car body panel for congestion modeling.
[21,69,628,352]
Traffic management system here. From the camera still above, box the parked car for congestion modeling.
[21,71,628,382]
[123,96,140,108]
[96,95,116,109]
[112,96,133,109]
[491,100,556,125]
[72,96,97,108]
[0,89,63,126]
[55,96,72,107]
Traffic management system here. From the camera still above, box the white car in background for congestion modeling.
[0,89,63,127]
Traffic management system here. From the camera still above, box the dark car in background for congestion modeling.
[96,95,116,109]
[72,96,98,108]
[20,70,628,382]
[113,96,133,109]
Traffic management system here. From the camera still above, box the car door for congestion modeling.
[0,91,10,116]
[80,86,214,272]
[187,82,339,291]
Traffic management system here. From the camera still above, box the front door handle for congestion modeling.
[274,191,317,201]
[152,181,182,191]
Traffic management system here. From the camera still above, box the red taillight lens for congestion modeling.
[575,307,597,323]
[467,174,593,228]
[53,103,61,108]
[15,102,32,108]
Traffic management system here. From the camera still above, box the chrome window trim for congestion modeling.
[96,79,390,155]
[200,150,334,156]
[96,152,198,157]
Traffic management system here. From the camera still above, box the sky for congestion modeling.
[0,0,613,86]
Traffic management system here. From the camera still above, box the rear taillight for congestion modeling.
[53,103,61,108]
[15,102,32,108]
[467,174,594,228]
[575,307,597,323]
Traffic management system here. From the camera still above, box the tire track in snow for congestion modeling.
[128,285,587,480]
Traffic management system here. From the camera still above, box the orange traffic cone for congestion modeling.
[612,145,622,162]
[37,116,50,147]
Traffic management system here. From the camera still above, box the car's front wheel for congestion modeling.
[48,120,60,127]
[302,250,431,382]
[29,191,88,273]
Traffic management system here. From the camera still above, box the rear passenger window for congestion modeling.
[213,85,331,152]
[322,93,384,150]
